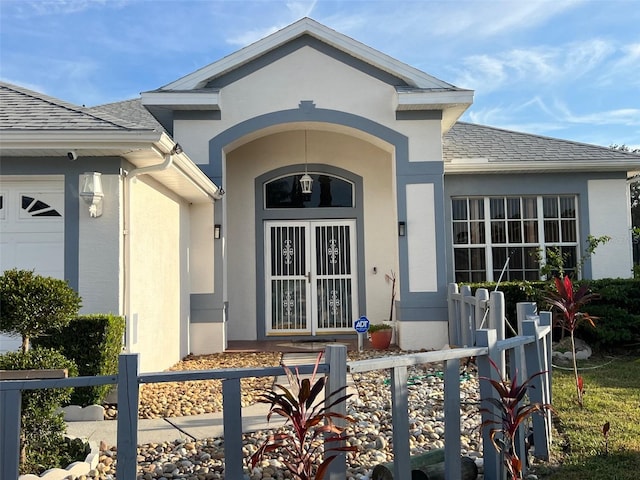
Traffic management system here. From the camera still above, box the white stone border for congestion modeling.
[18,438,100,480]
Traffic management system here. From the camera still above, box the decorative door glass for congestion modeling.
[315,224,354,331]
[265,220,357,335]
[268,224,308,332]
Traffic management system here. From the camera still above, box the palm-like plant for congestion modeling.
[481,359,552,479]
[544,275,597,407]
[250,353,357,480]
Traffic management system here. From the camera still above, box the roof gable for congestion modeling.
[158,17,461,92]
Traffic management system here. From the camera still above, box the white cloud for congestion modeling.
[454,38,617,92]
[4,0,118,18]
[286,0,317,19]
[417,0,584,38]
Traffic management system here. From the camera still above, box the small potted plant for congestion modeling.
[368,323,393,350]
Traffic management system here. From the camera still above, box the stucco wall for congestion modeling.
[78,173,123,314]
[173,46,441,164]
[127,176,189,372]
[225,129,397,340]
[171,43,447,342]
[189,202,215,293]
[588,178,633,279]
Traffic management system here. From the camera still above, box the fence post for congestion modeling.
[443,358,461,480]
[476,328,504,480]
[516,302,537,335]
[475,288,490,332]
[460,284,473,346]
[0,388,21,480]
[522,320,550,460]
[539,311,553,408]
[324,344,348,480]
[516,302,537,379]
[391,365,411,480]
[117,354,139,479]
[509,344,527,475]
[490,291,506,377]
[448,283,460,346]
[222,377,244,479]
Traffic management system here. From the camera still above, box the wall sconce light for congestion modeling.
[398,221,406,237]
[80,172,104,218]
[214,224,221,239]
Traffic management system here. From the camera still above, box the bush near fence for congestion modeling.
[0,348,79,474]
[466,279,640,351]
[34,314,125,406]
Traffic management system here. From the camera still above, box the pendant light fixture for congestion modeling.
[299,130,313,194]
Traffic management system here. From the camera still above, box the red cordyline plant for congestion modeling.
[481,359,553,480]
[249,353,357,480]
[543,275,597,407]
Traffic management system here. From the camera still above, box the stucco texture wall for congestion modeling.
[128,177,190,372]
[225,129,398,340]
[78,173,123,315]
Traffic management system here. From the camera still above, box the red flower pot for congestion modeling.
[369,329,392,350]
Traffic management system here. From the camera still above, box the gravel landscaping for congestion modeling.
[89,348,485,479]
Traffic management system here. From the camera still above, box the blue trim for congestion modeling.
[396,110,443,121]
[443,171,625,281]
[205,104,457,326]
[207,103,408,178]
[190,196,225,324]
[396,167,449,316]
[206,105,410,333]
[255,164,365,340]
[1,157,122,291]
[174,111,221,121]
[205,35,408,89]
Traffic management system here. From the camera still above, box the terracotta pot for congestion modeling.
[369,329,392,350]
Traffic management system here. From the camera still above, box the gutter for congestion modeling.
[126,143,182,180]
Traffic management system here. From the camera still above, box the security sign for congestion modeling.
[354,316,370,333]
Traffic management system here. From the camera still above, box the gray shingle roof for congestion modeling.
[0,82,153,131]
[443,121,640,163]
[88,98,166,132]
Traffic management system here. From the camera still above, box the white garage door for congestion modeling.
[0,179,65,352]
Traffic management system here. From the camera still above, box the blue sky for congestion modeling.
[1,0,638,149]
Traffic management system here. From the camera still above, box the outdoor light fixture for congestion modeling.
[398,221,406,237]
[214,224,221,239]
[299,130,313,194]
[80,172,104,218]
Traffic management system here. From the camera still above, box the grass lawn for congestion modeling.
[533,352,640,479]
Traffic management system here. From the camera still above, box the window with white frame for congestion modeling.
[452,195,578,282]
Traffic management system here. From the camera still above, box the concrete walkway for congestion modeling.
[65,352,358,445]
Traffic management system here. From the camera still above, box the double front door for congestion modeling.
[265,220,358,335]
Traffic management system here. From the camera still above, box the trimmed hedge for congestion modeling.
[466,279,640,352]
[34,314,125,406]
[0,347,79,474]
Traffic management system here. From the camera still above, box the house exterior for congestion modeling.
[1,18,638,371]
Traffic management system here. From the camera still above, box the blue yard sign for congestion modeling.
[354,316,370,333]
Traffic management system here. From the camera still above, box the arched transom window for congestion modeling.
[265,173,354,209]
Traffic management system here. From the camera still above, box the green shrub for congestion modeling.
[0,347,79,474]
[34,314,125,406]
[0,269,81,352]
[467,278,640,351]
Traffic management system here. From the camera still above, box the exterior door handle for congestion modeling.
[305,271,311,284]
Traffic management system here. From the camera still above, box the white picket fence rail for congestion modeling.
[1,288,553,480]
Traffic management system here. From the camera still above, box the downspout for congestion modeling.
[122,143,182,352]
